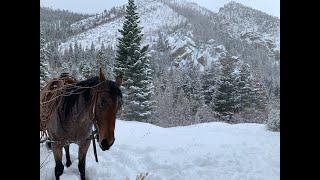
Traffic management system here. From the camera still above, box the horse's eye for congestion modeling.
[100,98,108,107]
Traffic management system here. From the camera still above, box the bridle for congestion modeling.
[40,79,122,163]
[89,80,122,162]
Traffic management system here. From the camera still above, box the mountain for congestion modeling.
[216,1,280,60]
[57,0,279,72]
[40,0,279,100]
[40,7,91,42]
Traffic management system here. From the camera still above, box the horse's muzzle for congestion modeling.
[100,138,115,151]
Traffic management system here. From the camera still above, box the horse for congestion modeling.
[41,69,123,180]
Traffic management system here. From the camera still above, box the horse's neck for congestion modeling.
[59,89,96,123]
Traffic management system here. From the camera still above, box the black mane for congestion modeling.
[61,76,122,119]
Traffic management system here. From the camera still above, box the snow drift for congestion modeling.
[40,120,279,180]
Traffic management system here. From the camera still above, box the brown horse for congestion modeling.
[42,70,123,180]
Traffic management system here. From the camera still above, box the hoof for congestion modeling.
[55,161,64,178]
[80,174,86,180]
[66,160,72,168]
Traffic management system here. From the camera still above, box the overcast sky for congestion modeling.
[40,0,280,17]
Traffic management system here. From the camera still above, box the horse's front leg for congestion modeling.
[64,145,72,167]
[52,143,64,180]
[78,140,91,180]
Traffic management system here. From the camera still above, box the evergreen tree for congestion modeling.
[181,66,203,115]
[74,41,80,64]
[96,47,106,72]
[252,79,268,111]
[202,62,219,105]
[235,63,255,112]
[68,43,74,63]
[89,42,96,63]
[48,41,61,69]
[114,0,142,78]
[114,0,153,121]
[40,29,50,89]
[80,61,94,79]
[105,45,116,79]
[212,56,238,120]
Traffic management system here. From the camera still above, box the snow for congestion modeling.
[40,120,279,180]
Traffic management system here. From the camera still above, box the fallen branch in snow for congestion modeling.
[125,172,149,180]
[136,172,149,180]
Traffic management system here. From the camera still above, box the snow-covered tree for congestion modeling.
[114,0,142,78]
[73,41,80,64]
[79,61,94,79]
[212,56,238,120]
[40,29,50,89]
[104,45,116,79]
[96,47,106,72]
[47,41,61,69]
[202,61,219,105]
[235,62,254,112]
[181,66,203,115]
[267,105,280,131]
[114,0,153,121]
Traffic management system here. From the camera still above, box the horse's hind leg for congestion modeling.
[64,145,72,167]
[78,140,91,180]
[52,144,64,180]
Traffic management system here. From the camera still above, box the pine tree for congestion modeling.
[96,47,105,72]
[68,43,74,63]
[40,29,50,89]
[105,45,116,79]
[114,0,142,78]
[74,41,80,64]
[153,32,170,77]
[212,56,238,120]
[80,61,94,79]
[181,66,203,115]
[235,63,255,112]
[202,61,219,105]
[48,41,61,69]
[114,0,153,121]
[138,45,154,120]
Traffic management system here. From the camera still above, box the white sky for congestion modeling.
[40,0,280,17]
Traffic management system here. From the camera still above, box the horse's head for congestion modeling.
[95,69,123,151]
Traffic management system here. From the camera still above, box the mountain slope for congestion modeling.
[216,1,280,59]
[59,0,187,51]
[56,0,280,82]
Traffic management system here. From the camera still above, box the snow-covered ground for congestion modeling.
[40,120,280,180]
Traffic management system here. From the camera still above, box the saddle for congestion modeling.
[40,73,77,133]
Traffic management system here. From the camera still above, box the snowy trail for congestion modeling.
[40,120,280,180]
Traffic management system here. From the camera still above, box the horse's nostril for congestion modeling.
[101,139,108,149]
[100,138,115,151]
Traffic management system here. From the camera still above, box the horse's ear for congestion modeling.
[116,74,123,87]
[99,68,106,81]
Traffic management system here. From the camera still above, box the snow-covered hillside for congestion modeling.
[165,29,228,71]
[217,2,280,59]
[59,0,187,51]
[57,0,280,72]
[40,120,280,180]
